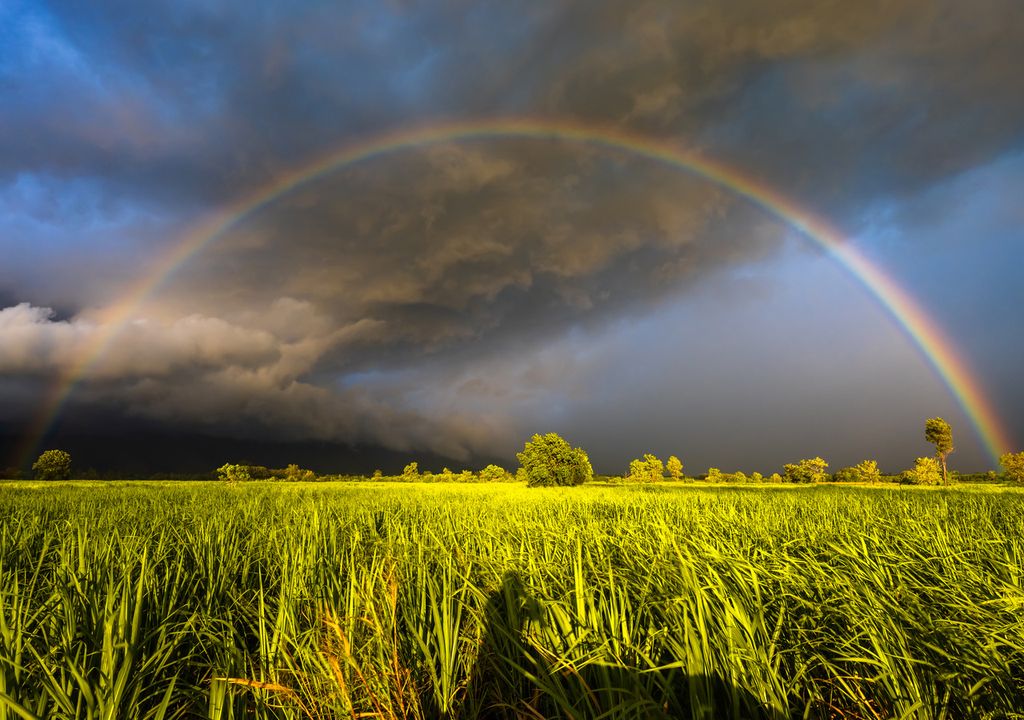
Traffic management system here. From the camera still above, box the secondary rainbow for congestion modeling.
[13,118,1013,468]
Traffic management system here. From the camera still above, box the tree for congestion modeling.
[626,454,664,482]
[783,457,829,484]
[516,433,593,487]
[835,460,881,484]
[284,464,317,482]
[403,462,420,481]
[1000,452,1024,483]
[479,464,511,482]
[216,463,251,483]
[32,449,71,481]
[705,467,723,483]
[925,417,954,485]
[666,455,683,480]
[901,456,942,485]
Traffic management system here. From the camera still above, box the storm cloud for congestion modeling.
[2,0,1022,470]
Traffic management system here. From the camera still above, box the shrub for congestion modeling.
[517,433,593,487]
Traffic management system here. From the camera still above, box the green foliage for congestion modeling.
[516,433,593,487]
[32,449,72,480]
[901,456,943,485]
[403,461,420,480]
[750,472,764,483]
[783,457,829,484]
[767,472,783,483]
[666,455,683,480]
[1000,451,1024,483]
[925,417,954,484]
[626,453,664,482]
[479,464,512,482]
[705,467,723,482]
[835,459,881,484]
[284,463,317,482]
[216,463,251,482]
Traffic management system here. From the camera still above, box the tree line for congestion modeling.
[7,417,1024,485]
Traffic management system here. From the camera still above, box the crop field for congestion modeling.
[0,482,1022,720]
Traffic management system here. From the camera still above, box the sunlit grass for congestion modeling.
[0,481,1021,718]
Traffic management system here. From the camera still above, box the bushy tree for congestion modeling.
[284,463,317,482]
[705,467,723,483]
[666,455,683,480]
[835,459,881,484]
[438,467,456,483]
[901,456,942,485]
[403,462,420,480]
[925,417,954,485]
[216,463,251,483]
[626,453,664,482]
[750,471,764,483]
[33,449,72,481]
[479,464,511,482]
[1000,451,1024,483]
[517,433,592,487]
[767,472,783,483]
[783,457,829,484]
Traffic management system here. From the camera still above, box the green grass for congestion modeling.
[0,481,1022,719]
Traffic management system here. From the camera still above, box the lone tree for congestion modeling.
[925,417,954,485]
[517,433,593,487]
[1000,451,1024,483]
[32,449,72,481]
[666,455,684,480]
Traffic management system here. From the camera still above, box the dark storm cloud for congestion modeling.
[2,0,1022,463]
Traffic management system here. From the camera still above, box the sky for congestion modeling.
[1,0,1022,475]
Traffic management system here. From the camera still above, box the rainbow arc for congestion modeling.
[12,119,1013,468]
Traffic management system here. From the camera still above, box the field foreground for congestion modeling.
[0,482,1022,719]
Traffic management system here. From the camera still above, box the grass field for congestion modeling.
[0,481,1021,719]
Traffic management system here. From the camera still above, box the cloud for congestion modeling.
[1,0,1021,464]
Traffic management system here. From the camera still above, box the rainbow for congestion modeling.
[11,118,1013,469]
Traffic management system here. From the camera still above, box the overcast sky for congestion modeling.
[2,0,1022,474]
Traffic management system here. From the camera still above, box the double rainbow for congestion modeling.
[12,118,1013,468]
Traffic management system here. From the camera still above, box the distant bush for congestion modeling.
[517,433,593,487]
[33,449,72,481]
[784,457,829,484]
[835,460,881,484]
[666,455,683,480]
[900,457,943,485]
[705,468,723,483]
[626,454,664,482]
[1000,451,1024,483]
[479,464,513,482]
[216,463,252,483]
